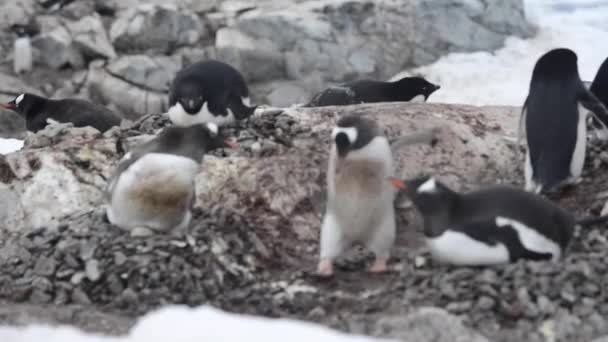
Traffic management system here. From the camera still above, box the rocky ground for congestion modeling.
[1,103,608,342]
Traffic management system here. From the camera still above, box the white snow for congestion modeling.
[0,138,24,154]
[0,305,392,342]
[391,0,608,106]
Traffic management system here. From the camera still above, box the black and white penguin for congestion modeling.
[167,60,257,126]
[306,76,440,107]
[589,56,608,135]
[388,176,606,265]
[520,48,608,193]
[105,122,237,234]
[0,93,121,133]
[11,25,34,74]
[318,115,397,276]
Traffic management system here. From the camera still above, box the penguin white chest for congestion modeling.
[409,94,426,103]
[426,230,510,266]
[14,37,32,74]
[569,104,588,180]
[107,153,200,232]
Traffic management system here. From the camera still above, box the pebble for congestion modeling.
[85,259,101,282]
[33,256,56,277]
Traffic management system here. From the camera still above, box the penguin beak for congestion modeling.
[224,139,238,149]
[388,177,406,190]
[0,102,15,110]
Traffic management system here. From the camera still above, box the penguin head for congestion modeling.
[185,122,237,152]
[394,76,440,101]
[176,80,205,114]
[531,48,579,83]
[331,115,380,159]
[0,93,42,116]
[388,175,457,216]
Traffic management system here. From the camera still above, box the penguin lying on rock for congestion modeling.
[389,176,608,266]
[167,60,259,127]
[0,93,121,133]
[305,76,440,107]
[104,123,237,235]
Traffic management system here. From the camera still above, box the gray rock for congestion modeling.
[105,55,182,93]
[373,307,489,342]
[227,0,532,88]
[32,16,85,70]
[33,256,57,277]
[85,259,101,282]
[67,15,117,60]
[265,81,310,107]
[110,4,205,53]
[0,0,36,30]
[86,60,168,119]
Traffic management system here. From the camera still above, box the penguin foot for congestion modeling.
[368,257,388,273]
[316,259,334,277]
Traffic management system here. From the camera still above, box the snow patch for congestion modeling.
[0,305,393,342]
[0,138,24,155]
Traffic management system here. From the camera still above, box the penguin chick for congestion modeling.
[105,123,238,234]
[167,60,257,126]
[318,115,396,276]
[306,77,440,107]
[389,176,589,265]
[0,93,121,133]
[521,48,608,194]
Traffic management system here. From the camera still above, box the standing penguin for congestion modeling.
[11,25,33,74]
[0,93,121,133]
[306,76,440,107]
[589,56,608,132]
[167,60,257,126]
[521,48,608,193]
[318,115,396,276]
[388,176,607,265]
[105,123,237,234]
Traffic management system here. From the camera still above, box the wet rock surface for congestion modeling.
[0,103,607,342]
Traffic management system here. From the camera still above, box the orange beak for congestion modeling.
[388,177,405,190]
[224,139,238,150]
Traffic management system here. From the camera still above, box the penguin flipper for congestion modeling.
[579,86,608,127]
[517,98,528,147]
[227,93,256,120]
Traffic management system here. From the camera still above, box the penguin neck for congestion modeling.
[421,191,462,238]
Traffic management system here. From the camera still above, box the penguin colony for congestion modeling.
[2,45,608,276]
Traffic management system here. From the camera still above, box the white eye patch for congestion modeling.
[417,177,438,193]
[331,126,358,144]
[15,94,24,105]
[206,122,218,135]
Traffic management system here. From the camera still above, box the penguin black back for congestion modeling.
[591,56,608,112]
[306,77,439,107]
[1,93,121,133]
[524,48,583,190]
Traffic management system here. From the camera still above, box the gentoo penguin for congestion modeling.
[589,56,608,133]
[388,176,606,265]
[167,60,257,126]
[306,76,440,107]
[105,123,237,234]
[0,93,121,133]
[318,115,396,276]
[11,25,33,74]
[521,48,608,193]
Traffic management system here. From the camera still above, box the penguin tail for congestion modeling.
[229,95,257,120]
[576,215,608,227]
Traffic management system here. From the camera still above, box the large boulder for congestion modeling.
[85,56,182,119]
[218,0,533,90]
[0,103,520,234]
[109,4,205,54]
